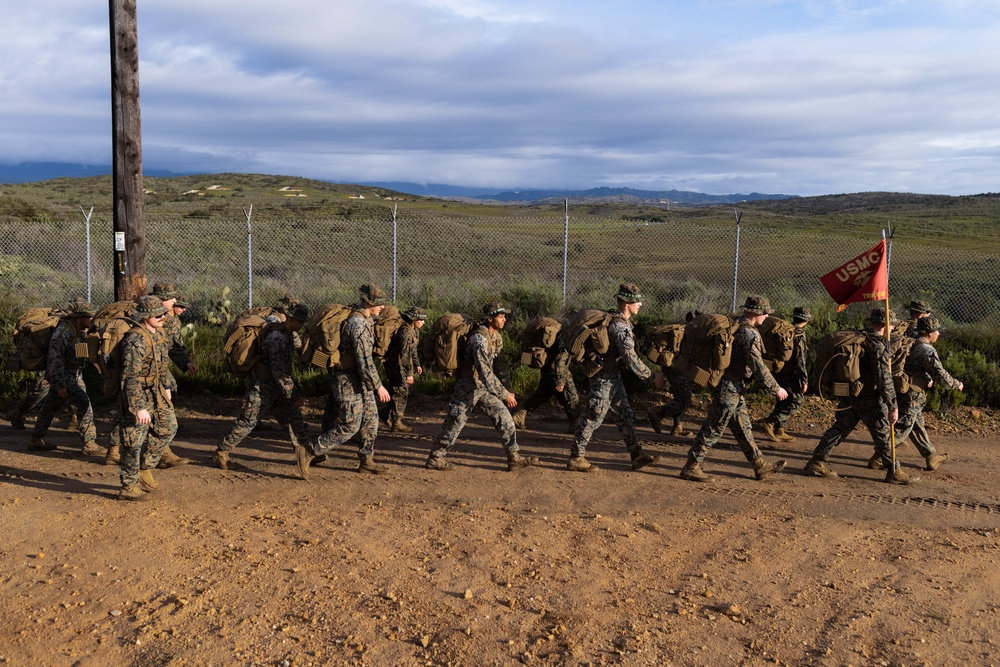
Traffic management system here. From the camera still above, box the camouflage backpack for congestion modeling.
[419,313,476,378]
[889,333,917,394]
[519,316,563,369]
[563,309,615,377]
[673,313,742,387]
[87,301,145,397]
[813,329,868,399]
[297,304,353,370]
[641,322,686,368]
[7,307,66,372]
[756,317,796,373]
[372,305,404,359]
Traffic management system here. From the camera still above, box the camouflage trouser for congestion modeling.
[431,379,518,457]
[31,372,97,445]
[220,379,307,452]
[119,392,178,487]
[908,413,933,457]
[571,371,640,458]
[765,391,806,429]
[651,367,692,422]
[378,367,411,424]
[688,379,762,464]
[813,396,893,467]
[521,368,579,420]
[10,372,50,419]
[313,371,379,459]
[894,390,935,458]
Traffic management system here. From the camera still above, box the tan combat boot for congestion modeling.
[117,484,148,502]
[774,427,795,442]
[630,450,661,471]
[391,419,413,433]
[67,413,79,431]
[885,467,916,485]
[507,452,539,471]
[138,469,158,491]
[104,445,120,465]
[647,409,665,435]
[679,457,712,482]
[425,455,454,471]
[867,454,886,470]
[804,457,838,478]
[157,446,191,468]
[753,457,786,481]
[358,456,389,474]
[81,440,104,457]
[212,449,230,470]
[925,453,948,471]
[758,420,778,442]
[567,456,597,472]
[671,419,693,438]
[28,436,56,451]
[510,409,527,430]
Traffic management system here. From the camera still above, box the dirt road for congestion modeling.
[2,397,998,666]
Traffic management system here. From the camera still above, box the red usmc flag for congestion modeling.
[820,239,888,312]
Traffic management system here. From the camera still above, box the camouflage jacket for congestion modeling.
[605,314,652,382]
[341,310,383,393]
[724,318,780,393]
[261,324,299,401]
[160,313,193,370]
[461,326,511,398]
[905,339,961,391]
[120,326,170,415]
[546,346,574,387]
[385,323,420,378]
[859,330,897,409]
[45,318,86,390]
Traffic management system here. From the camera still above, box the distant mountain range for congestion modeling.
[1,162,798,205]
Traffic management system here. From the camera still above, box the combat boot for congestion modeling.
[105,444,120,465]
[117,484,148,502]
[28,436,56,451]
[212,449,231,470]
[671,419,693,439]
[294,442,313,479]
[567,456,598,472]
[804,456,838,478]
[507,452,539,471]
[925,453,948,471]
[758,419,778,442]
[81,440,103,457]
[679,457,712,482]
[647,409,665,435]
[630,449,660,471]
[157,447,191,468]
[774,427,795,442]
[753,457,786,481]
[138,469,158,491]
[67,413,79,431]
[358,456,388,474]
[867,454,886,470]
[510,409,527,430]
[8,411,25,430]
[885,467,916,485]
[425,455,454,471]
[390,419,413,434]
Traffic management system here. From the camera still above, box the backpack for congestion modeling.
[372,305,404,359]
[756,317,796,373]
[297,304,352,369]
[223,313,271,378]
[224,306,280,343]
[88,302,144,397]
[813,329,868,399]
[562,309,615,377]
[419,313,476,378]
[673,314,741,387]
[889,334,917,394]
[519,316,563,369]
[7,307,66,372]
[641,322,686,368]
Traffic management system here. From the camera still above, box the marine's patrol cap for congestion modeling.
[359,284,390,307]
[403,306,428,322]
[906,299,932,315]
[134,295,167,319]
[615,283,643,304]
[482,302,511,319]
[792,306,814,322]
[915,316,943,335]
[742,295,774,315]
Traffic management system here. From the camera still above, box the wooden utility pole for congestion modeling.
[109,0,146,301]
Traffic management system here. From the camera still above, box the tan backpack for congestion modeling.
[563,309,615,377]
[223,314,271,378]
[7,307,67,372]
[419,313,476,377]
[814,329,868,399]
[673,314,742,387]
[889,334,917,394]
[99,321,156,398]
[756,317,796,373]
[519,316,563,369]
[372,305,404,359]
[641,322,686,368]
[298,304,352,369]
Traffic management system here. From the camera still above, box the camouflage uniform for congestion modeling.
[429,325,520,459]
[811,329,897,467]
[379,322,420,425]
[648,366,693,426]
[895,336,961,455]
[220,321,307,452]
[687,318,780,465]
[159,312,193,391]
[118,324,177,487]
[572,313,653,458]
[31,318,97,447]
[8,372,50,426]
[765,325,808,429]
[312,309,383,460]
[520,341,579,421]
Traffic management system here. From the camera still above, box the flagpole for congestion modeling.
[883,229,897,471]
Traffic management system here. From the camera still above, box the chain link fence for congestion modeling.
[3,210,999,326]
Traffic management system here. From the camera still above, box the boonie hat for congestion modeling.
[151,282,179,300]
[915,316,943,335]
[792,306,814,322]
[134,295,168,319]
[615,282,643,304]
[403,306,428,321]
[288,303,310,321]
[66,297,95,318]
[742,295,775,315]
[359,284,390,306]
[867,308,897,326]
[482,302,510,319]
[276,294,300,312]
[907,299,931,315]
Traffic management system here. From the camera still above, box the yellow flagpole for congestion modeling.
[882,230,897,471]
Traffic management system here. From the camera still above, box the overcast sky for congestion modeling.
[2,1,999,196]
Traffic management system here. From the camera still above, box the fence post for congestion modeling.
[731,209,742,312]
[79,206,94,303]
[243,205,253,309]
[562,198,569,307]
[884,223,895,280]
[391,203,398,302]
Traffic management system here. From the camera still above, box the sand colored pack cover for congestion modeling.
[641,322,686,368]
[756,317,796,373]
[298,304,352,370]
[563,309,614,377]
[814,329,868,399]
[520,316,562,369]
[674,313,741,387]
[420,313,476,377]
[7,307,67,372]
[372,305,404,359]
[224,313,270,378]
